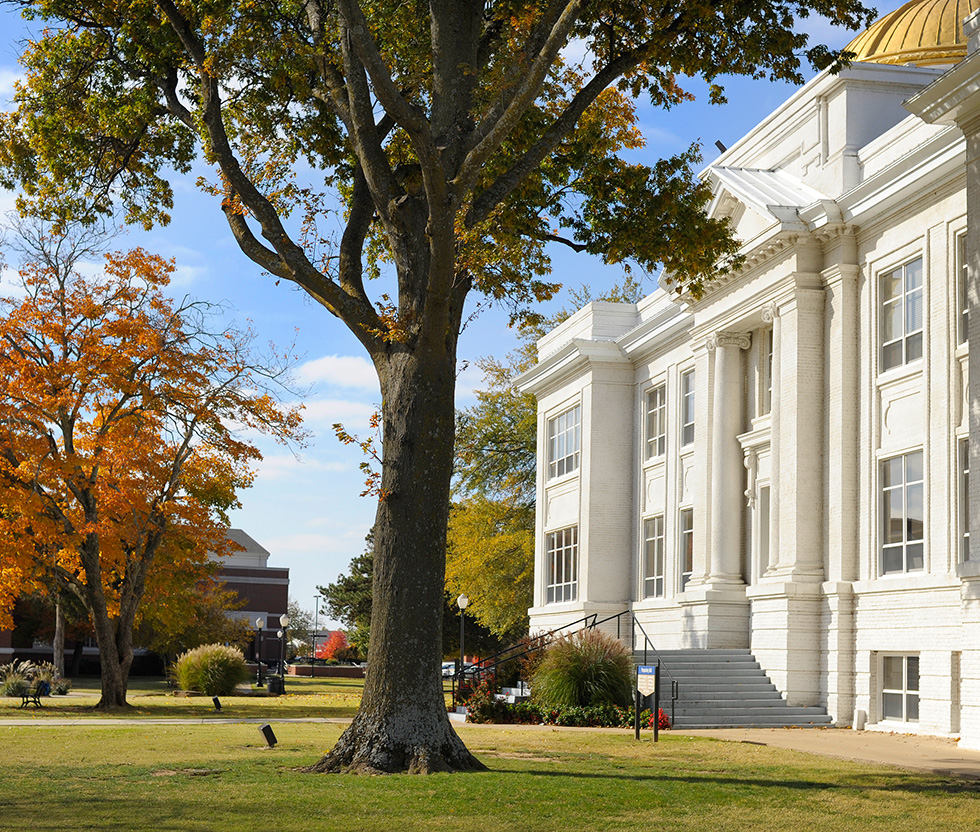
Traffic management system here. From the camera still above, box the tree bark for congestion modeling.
[53,600,65,679]
[306,338,484,774]
[90,606,133,710]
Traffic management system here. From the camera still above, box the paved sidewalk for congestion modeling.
[674,727,980,781]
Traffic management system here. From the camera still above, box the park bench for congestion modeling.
[19,679,50,708]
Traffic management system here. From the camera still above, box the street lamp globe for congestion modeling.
[457,594,469,610]
[279,613,290,628]
[255,617,264,629]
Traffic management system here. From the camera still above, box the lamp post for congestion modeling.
[279,613,290,691]
[457,594,469,691]
[254,617,265,687]
[312,595,320,665]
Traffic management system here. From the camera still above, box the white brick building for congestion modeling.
[518,0,980,745]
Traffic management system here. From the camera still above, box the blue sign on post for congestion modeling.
[634,665,660,742]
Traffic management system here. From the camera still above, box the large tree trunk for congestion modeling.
[52,599,65,679]
[89,597,134,710]
[306,342,485,774]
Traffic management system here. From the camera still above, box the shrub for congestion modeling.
[173,644,250,696]
[1,660,33,697]
[531,629,633,708]
[51,678,72,695]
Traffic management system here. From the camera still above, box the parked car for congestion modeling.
[441,661,456,677]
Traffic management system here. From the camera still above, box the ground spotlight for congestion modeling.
[259,723,277,748]
[212,696,221,711]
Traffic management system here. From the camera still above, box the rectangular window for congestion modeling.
[546,526,578,604]
[645,385,667,459]
[762,328,774,416]
[547,404,581,479]
[959,235,968,346]
[680,370,695,446]
[643,515,665,598]
[961,438,971,562]
[881,655,919,722]
[880,257,923,371]
[679,508,694,589]
[881,450,924,574]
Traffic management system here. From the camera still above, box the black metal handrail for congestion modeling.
[451,608,679,727]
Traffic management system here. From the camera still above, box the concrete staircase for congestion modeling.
[638,648,833,729]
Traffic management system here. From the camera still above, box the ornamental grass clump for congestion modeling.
[174,644,250,696]
[531,629,633,708]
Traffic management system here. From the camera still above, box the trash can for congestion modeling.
[267,676,284,696]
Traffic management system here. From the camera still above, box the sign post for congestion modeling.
[635,665,660,742]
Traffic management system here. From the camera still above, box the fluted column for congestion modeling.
[707,331,751,584]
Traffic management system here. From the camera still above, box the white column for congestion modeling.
[707,331,751,584]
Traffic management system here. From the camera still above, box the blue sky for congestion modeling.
[0,7,864,626]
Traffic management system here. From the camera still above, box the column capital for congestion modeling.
[762,303,779,324]
[707,331,751,351]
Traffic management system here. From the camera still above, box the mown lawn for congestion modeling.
[0,723,976,832]
[0,675,367,720]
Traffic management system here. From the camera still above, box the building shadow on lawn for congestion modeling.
[484,766,980,795]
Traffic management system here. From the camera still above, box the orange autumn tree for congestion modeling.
[0,229,304,709]
[316,630,350,661]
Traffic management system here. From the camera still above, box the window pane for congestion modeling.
[882,545,904,574]
[882,457,903,489]
[905,258,922,291]
[907,656,919,691]
[882,341,903,370]
[882,299,902,343]
[882,270,902,303]
[906,484,923,542]
[882,691,904,720]
[906,543,924,571]
[883,656,904,690]
[883,489,903,544]
[906,693,919,722]
[906,288,923,333]
[906,331,922,362]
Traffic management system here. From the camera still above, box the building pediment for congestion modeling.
[708,167,828,234]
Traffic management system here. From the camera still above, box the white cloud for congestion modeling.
[254,452,348,481]
[300,398,378,430]
[0,67,21,101]
[296,354,379,390]
[171,263,209,288]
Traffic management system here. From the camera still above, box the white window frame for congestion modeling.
[880,450,924,575]
[762,328,774,416]
[880,654,919,723]
[645,384,667,459]
[960,437,970,562]
[546,526,578,604]
[880,257,924,371]
[679,507,694,589]
[643,515,665,598]
[958,234,968,346]
[547,404,581,480]
[680,370,695,447]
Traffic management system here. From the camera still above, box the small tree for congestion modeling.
[317,630,350,661]
[0,225,304,709]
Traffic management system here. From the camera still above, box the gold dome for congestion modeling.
[844,0,980,66]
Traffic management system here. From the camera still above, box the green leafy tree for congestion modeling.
[286,598,317,658]
[0,0,873,769]
[319,540,374,659]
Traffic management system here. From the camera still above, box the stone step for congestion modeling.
[635,648,833,729]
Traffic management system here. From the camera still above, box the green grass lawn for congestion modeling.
[0,723,976,831]
[0,675,367,720]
